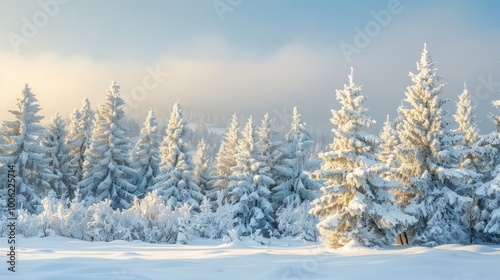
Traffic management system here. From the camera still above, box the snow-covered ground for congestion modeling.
[2,237,500,280]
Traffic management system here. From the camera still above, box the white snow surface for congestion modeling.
[2,236,500,279]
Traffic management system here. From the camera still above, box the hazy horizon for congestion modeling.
[1,0,499,135]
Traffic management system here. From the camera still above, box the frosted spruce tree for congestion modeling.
[153,103,203,210]
[256,113,283,186]
[78,82,137,209]
[378,116,400,170]
[193,138,217,199]
[378,115,410,245]
[43,113,73,199]
[0,84,57,213]
[66,108,81,177]
[214,114,239,191]
[272,107,321,210]
[310,69,415,248]
[452,85,487,180]
[454,85,478,150]
[394,45,472,246]
[131,110,161,196]
[450,85,485,243]
[226,117,276,238]
[474,96,500,184]
[449,85,483,178]
[475,96,500,243]
[66,98,94,199]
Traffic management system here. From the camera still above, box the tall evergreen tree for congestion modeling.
[131,110,161,196]
[0,84,56,213]
[256,113,283,184]
[193,138,217,199]
[272,107,321,210]
[43,113,73,199]
[66,98,94,199]
[378,116,410,241]
[475,112,500,184]
[475,94,500,243]
[450,85,485,243]
[214,114,239,191]
[311,69,415,248]
[378,116,400,170]
[78,82,137,209]
[227,117,276,237]
[65,109,82,199]
[394,45,471,246]
[153,103,203,209]
[452,84,486,177]
[76,98,95,177]
[454,85,478,148]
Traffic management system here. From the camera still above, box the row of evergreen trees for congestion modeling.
[0,80,321,240]
[313,45,500,247]
[1,44,500,247]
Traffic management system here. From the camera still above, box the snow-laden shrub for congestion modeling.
[192,193,234,239]
[17,209,40,237]
[63,192,90,240]
[16,190,91,240]
[38,193,65,237]
[175,203,192,244]
[11,189,320,244]
[86,199,117,241]
[277,202,319,241]
[127,190,179,243]
[115,207,144,242]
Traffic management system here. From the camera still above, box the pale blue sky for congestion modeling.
[0,0,499,133]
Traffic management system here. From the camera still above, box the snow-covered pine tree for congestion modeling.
[394,45,472,246]
[378,116,400,170]
[454,85,478,149]
[449,84,485,243]
[66,98,94,199]
[475,95,500,243]
[153,103,203,210]
[78,82,137,209]
[256,113,283,193]
[447,85,479,174]
[78,98,95,176]
[475,126,500,185]
[226,117,276,238]
[43,113,73,199]
[452,85,487,180]
[131,110,161,196]
[310,69,415,248]
[193,138,217,200]
[214,114,239,191]
[65,109,82,199]
[0,84,57,213]
[378,115,410,244]
[272,107,321,210]
[481,205,500,243]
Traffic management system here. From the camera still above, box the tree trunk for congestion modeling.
[403,231,409,245]
[397,232,409,245]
